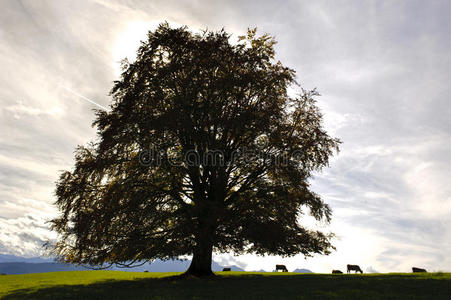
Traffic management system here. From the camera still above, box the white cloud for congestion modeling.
[5,102,64,119]
[0,213,56,257]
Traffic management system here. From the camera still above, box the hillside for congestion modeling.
[1,271,451,299]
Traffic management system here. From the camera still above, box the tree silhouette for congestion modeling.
[49,23,340,277]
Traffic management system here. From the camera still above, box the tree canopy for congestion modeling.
[49,23,340,276]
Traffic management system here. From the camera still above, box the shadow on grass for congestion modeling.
[4,274,451,300]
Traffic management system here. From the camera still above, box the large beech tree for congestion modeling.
[50,23,340,276]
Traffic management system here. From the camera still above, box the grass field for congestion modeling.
[1,271,451,299]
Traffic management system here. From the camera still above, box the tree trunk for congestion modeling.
[186,240,213,277]
[185,226,214,277]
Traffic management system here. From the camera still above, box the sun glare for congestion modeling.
[111,20,183,78]
[111,20,241,78]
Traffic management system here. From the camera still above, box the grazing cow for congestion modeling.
[347,264,363,274]
[332,270,343,274]
[412,267,427,273]
[276,264,288,272]
[222,267,231,271]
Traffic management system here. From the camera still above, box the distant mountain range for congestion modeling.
[0,254,52,264]
[253,269,267,272]
[0,254,245,275]
[0,254,313,275]
[292,268,313,273]
[0,262,86,274]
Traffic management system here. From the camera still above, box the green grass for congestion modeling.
[1,271,451,299]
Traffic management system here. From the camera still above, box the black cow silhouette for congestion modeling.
[222,267,231,271]
[332,270,343,274]
[347,264,363,273]
[275,264,288,272]
[412,267,427,273]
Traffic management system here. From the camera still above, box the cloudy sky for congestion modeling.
[1,0,451,273]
